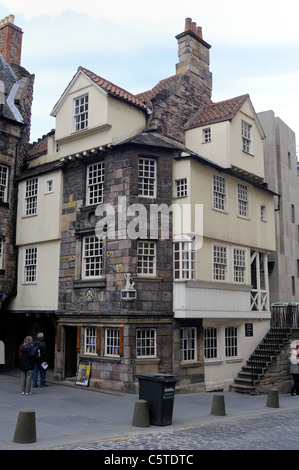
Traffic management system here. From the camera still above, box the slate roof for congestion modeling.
[185,94,249,130]
[0,54,24,123]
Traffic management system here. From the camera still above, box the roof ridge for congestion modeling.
[78,66,149,111]
[185,94,250,130]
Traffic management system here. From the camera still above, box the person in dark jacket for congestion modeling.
[289,345,299,396]
[33,332,48,387]
[19,336,35,395]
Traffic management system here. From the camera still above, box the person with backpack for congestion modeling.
[19,336,35,395]
[33,332,48,387]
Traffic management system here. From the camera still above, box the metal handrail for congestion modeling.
[249,303,299,386]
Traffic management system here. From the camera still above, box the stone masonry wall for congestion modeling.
[255,340,294,395]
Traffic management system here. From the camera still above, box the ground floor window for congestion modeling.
[180,327,197,362]
[225,326,238,357]
[136,328,156,357]
[105,328,120,357]
[204,327,218,359]
[84,327,97,354]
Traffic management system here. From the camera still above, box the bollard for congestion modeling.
[211,394,226,416]
[13,409,36,444]
[266,389,279,408]
[132,399,150,427]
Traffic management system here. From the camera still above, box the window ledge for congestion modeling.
[204,359,223,366]
[74,279,106,289]
[135,358,160,364]
[242,150,254,157]
[59,123,112,144]
[225,357,243,364]
[80,355,120,363]
[179,361,203,368]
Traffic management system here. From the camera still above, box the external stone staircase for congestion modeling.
[231,327,293,394]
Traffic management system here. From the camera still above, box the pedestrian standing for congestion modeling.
[289,345,299,396]
[33,332,48,387]
[19,336,35,395]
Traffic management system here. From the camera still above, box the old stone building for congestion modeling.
[0,15,34,365]
[8,18,280,393]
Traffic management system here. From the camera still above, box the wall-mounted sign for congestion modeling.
[245,323,253,337]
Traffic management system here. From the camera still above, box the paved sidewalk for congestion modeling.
[0,368,298,450]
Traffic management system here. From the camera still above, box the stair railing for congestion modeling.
[249,303,299,386]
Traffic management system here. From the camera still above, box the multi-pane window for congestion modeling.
[233,248,246,283]
[24,246,37,284]
[203,128,211,143]
[213,174,227,211]
[180,327,197,362]
[174,241,196,279]
[25,178,38,216]
[237,183,248,217]
[87,162,105,205]
[261,205,266,221]
[204,327,218,359]
[45,178,54,194]
[84,327,97,355]
[0,237,3,270]
[213,245,227,281]
[137,241,156,276]
[241,121,252,153]
[105,328,120,356]
[82,236,103,278]
[138,158,156,197]
[0,165,8,202]
[74,94,88,131]
[136,329,156,357]
[225,327,238,357]
[175,178,188,197]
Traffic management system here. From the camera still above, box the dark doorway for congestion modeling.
[64,326,77,378]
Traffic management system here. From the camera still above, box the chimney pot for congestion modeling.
[185,17,192,31]
[191,22,197,34]
[196,26,202,38]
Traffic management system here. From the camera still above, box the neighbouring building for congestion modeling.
[258,110,298,303]
[0,14,34,365]
[7,18,281,393]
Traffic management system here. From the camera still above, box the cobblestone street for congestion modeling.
[48,408,299,451]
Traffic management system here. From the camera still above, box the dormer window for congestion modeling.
[241,121,252,153]
[73,94,88,131]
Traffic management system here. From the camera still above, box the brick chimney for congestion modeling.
[176,18,212,96]
[0,14,23,66]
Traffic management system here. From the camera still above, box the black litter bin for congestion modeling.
[136,373,178,426]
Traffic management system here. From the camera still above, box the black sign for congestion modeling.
[245,323,253,337]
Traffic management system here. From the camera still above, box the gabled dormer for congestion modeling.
[50,67,150,159]
[185,94,266,183]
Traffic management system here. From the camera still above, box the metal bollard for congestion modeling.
[266,389,279,408]
[211,394,226,416]
[132,399,150,427]
[13,409,36,443]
